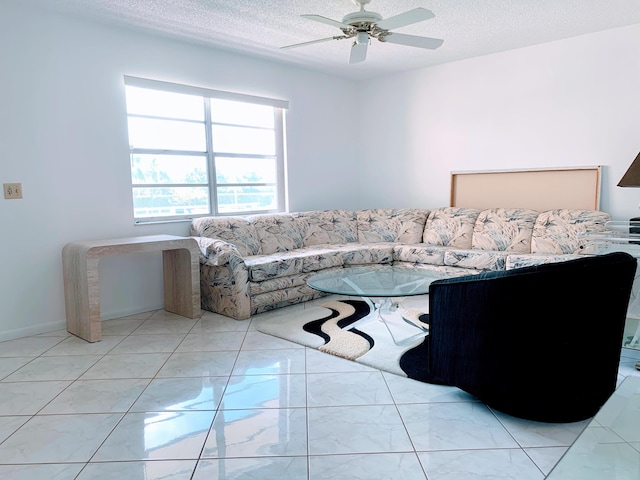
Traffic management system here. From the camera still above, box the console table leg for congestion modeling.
[63,252,102,342]
[163,248,200,318]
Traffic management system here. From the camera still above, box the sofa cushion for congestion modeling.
[471,208,539,253]
[245,246,344,282]
[296,210,358,246]
[444,249,507,271]
[249,213,305,254]
[422,207,481,248]
[249,272,308,296]
[393,244,448,266]
[394,261,481,278]
[338,243,395,265]
[531,209,611,254]
[357,208,429,243]
[190,216,261,257]
[505,253,584,270]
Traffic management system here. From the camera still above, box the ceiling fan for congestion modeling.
[281,0,444,64]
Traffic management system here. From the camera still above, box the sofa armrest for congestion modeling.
[192,236,244,266]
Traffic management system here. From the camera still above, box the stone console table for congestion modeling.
[62,235,201,342]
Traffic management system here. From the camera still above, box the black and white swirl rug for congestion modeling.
[255,299,431,380]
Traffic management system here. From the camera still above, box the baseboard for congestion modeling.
[0,303,164,343]
[101,303,164,320]
[0,320,67,342]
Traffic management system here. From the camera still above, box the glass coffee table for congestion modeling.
[307,265,451,345]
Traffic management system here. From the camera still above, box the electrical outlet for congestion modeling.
[3,183,23,199]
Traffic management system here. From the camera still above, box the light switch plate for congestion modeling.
[3,183,23,199]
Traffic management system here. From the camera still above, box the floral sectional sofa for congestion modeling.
[190,207,610,319]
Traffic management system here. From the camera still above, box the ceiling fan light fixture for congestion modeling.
[355,31,369,45]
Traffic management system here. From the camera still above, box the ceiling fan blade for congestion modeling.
[375,8,435,31]
[380,32,443,50]
[349,42,368,64]
[302,14,351,30]
[281,36,338,50]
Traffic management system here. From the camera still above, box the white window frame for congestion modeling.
[124,76,289,223]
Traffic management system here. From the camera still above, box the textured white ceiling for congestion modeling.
[25,0,640,79]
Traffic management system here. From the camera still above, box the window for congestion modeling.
[124,76,288,223]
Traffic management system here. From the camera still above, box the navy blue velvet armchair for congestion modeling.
[401,252,637,422]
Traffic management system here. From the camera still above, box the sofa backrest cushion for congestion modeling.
[357,208,429,243]
[422,207,481,248]
[471,208,539,252]
[190,216,261,257]
[295,210,358,246]
[248,213,304,254]
[531,209,611,254]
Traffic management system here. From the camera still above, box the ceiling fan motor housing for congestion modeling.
[342,11,383,28]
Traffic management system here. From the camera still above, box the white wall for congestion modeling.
[358,24,640,218]
[0,3,361,340]
[1,2,638,341]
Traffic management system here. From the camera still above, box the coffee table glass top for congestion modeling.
[307,265,449,298]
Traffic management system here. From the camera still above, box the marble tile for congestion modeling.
[131,376,228,412]
[132,313,198,335]
[418,449,545,480]
[193,456,308,479]
[618,361,640,379]
[382,372,477,404]
[3,355,102,382]
[112,310,156,322]
[221,374,307,409]
[148,309,199,321]
[0,336,65,357]
[40,378,151,414]
[305,347,376,373]
[232,348,306,376]
[0,380,72,415]
[253,303,305,321]
[0,464,84,480]
[77,460,197,480]
[191,313,251,333]
[546,440,640,479]
[201,408,307,458]
[109,334,186,354]
[593,377,640,442]
[92,411,215,461]
[0,415,30,443]
[41,335,125,356]
[0,356,34,380]
[101,317,147,336]
[493,411,590,447]
[620,348,640,361]
[240,331,305,350]
[307,371,393,407]
[0,413,123,463]
[397,402,519,451]
[309,453,427,480]
[156,351,238,378]
[0,306,638,480]
[80,353,171,380]
[524,446,569,475]
[564,425,625,444]
[176,331,245,352]
[307,405,413,455]
[36,328,72,338]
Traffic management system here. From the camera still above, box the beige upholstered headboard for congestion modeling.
[450,166,602,211]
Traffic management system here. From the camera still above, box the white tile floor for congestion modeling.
[0,298,639,480]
